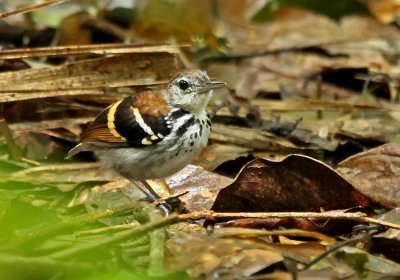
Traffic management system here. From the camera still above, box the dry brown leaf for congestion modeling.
[224,8,353,53]
[337,114,400,143]
[167,233,284,278]
[212,156,371,213]
[338,143,400,208]
[166,164,233,212]
[207,14,400,102]
[0,52,178,102]
[167,229,327,278]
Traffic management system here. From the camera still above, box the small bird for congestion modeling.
[67,70,225,211]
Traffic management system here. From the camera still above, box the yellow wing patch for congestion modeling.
[107,99,127,141]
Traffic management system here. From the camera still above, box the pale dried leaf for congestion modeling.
[166,164,233,212]
[338,143,400,208]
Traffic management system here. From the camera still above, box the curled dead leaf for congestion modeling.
[212,155,371,213]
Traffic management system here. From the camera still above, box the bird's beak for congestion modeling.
[198,81,226,93]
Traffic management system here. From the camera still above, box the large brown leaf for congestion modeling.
[212,156,371,212]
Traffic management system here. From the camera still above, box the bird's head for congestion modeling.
[166,70,225,115]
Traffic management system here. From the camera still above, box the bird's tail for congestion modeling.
[65,143,90,159]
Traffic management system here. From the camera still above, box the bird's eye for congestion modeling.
[178,80,189,90]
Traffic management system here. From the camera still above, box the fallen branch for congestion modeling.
[178,210,400,230]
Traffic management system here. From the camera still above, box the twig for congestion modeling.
[0,44,184,60]
[301,234,368,271]
[178,210,400,230]
[0,0,70,18]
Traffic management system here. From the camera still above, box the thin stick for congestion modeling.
[301,234,367,270]
[0,44,184,60]
[0,0,70,19]
[178,210,400,230]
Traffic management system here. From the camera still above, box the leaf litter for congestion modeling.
[1,1,400,279]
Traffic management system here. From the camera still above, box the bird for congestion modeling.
[67,70,225,213]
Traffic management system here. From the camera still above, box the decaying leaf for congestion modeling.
[0,52,179,102]
[212,156,371,212]
[166,164,233,212]
[338,143,400,208]
[167,233,284,278]
[167,227,330,278]
[337,113,400,143]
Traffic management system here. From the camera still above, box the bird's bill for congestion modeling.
[198,81,226,93]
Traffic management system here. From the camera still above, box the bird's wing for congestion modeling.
[77,91,173,151]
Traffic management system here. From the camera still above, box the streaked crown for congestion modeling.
[166,70,225,115]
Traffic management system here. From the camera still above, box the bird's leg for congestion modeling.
[136,180,161,200]
[135,180,172,215]
[147,180,189,214]
[146,179,172,195]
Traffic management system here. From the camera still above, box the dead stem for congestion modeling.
[178,210,400,230]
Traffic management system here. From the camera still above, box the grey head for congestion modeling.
[166,70,225,115]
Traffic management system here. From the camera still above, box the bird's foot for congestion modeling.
[153,191,190,215]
